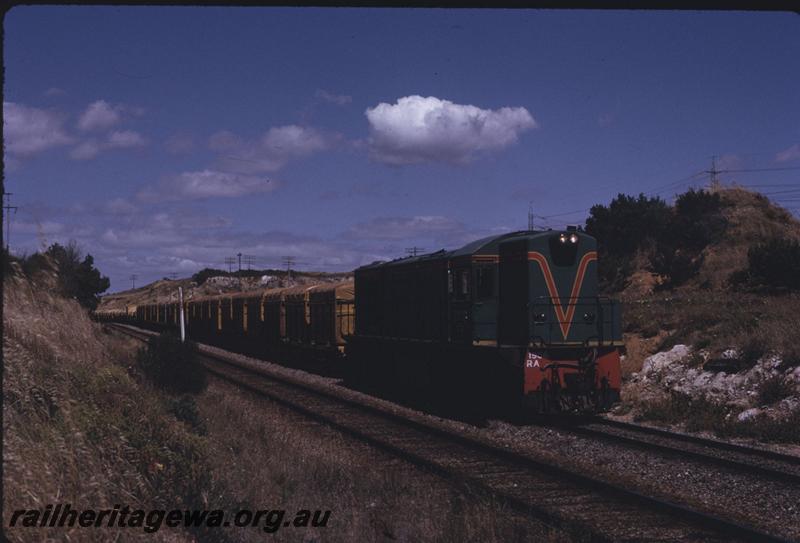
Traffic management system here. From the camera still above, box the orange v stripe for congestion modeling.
[528,251,598,339]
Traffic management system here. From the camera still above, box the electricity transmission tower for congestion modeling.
[528,202,535,231]
[706,155,721,189]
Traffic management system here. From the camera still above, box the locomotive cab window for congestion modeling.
[475,267,494,299]
[454,269,471,299]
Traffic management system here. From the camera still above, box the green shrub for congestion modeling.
[672,189,727,250]
[585,193,671,291]
[744,238,800,291]
[738,334,768,369]
[169,395,207,435]
[585,189,727,291]
[756,375,794,406]
[137,333,206,393]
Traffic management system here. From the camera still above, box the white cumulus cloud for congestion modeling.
[70,140,102,160]
[365,95,537,165]
[69,131,147,160]
[3,101,73,156]
[138,170,278,202]
[107,130,146,148]
[77,100,121,131]
[210,124,332,173]
[345,215,464,241]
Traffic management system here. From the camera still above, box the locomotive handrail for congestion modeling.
[529,295,621,346]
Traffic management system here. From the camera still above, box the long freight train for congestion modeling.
[99,228,622,413]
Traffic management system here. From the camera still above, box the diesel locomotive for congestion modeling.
[99,228,622,413]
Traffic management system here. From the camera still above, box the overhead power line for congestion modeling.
[721,166,800,173]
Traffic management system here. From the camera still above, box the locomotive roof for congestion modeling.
[447,230,534,257]
[355,230,540,271]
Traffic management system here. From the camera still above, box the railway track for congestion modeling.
[542,417,800,486]
[107,323,793,542]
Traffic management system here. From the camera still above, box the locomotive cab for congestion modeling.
[499,230,622,411]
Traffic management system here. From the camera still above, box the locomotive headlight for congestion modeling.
[569,233,579,244]
[559,233,568,243]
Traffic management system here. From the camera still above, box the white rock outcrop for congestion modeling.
[626,344,800,422]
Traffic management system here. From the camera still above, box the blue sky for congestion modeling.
[4,7,799,291]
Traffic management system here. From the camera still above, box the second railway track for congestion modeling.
[539,416,800,486]
[108,323,794,542]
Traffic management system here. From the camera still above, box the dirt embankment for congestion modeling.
[3,263,200,542]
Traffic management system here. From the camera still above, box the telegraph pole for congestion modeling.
[244,254,256,270]
[224,256,236,273]
[3,191,18,253]
[283,256,296,279]
[405,247,425,257]
[130,274,138,289]
[168,272,178,280]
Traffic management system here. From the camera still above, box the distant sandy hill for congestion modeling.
[98,270,353,313]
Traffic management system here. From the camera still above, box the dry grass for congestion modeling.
[633,392,800,443]
[3,267,203,542]
[695,186,800,291]
[621,291,800,375]
[195,378,570,543]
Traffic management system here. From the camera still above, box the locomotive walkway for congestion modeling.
[107,323,793,543]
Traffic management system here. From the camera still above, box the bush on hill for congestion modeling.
[586,189,729,292]
[8,241,110,310]
[137,333,207,393]
[731,238,800,292]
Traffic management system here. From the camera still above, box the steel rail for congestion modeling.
[107,323,792,543]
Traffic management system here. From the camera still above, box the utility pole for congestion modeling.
[283,256,296,279]
[130,274,138,289]
[528,201,535,231]
[244,254,256,270]
[224,257,236,274]
[168,272,178,280]
[3,191,18,253]
[405,247,425,257]
[178,287,185,343]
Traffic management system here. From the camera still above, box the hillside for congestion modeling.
[3,259,202,542]
[99,270,352,313]
[620,185,800,299]
[608,185,800,441]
